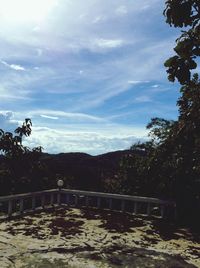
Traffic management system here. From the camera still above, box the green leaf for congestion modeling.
[168,73,175,82]
[188,59,197,69]
[164,56,179,67]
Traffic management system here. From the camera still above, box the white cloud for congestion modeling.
[93,15,106,24]
[0,0,57,23]
[26,110,106,123]
[0,110,148,155]
[0,82,31,101]
[0,111,18,132]
[128,80,149,84]
[93,38,124,49]
[115,5,128,15]
[9,64,25,71]
[135,95,152,103]
[0,60,25,71]
[32,26,40,32]
[24,124,147,155]
[40,114,59,120]
[0,110,13,120]
[36,49,43,56]
[140,4,151,10]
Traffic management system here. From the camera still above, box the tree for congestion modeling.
[118,2,200,225]
[0,119,44,194]
[164,0,200,85]
[0,119,42,158]
[149,1,200,223]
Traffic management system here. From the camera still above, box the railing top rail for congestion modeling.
[0,189,58,202]
[61,189,175,205]
[0,188,175,206]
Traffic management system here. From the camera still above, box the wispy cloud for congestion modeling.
[135,95,152,103]
[92,15,106,24]
[115,5,128,16]
[0,111,18,131]
[93,38,124,49]
[40,114,59,120]
[128,80,149,84]
[26,110,106,123]
[0,60,25,71]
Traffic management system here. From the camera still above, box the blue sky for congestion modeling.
[0,0,181,155]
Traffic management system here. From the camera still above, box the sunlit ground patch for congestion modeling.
[0,207,199,268]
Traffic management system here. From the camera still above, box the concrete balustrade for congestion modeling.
[0,188,176,220]
[0,189,58,219]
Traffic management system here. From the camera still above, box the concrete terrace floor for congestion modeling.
[0,207,199,268]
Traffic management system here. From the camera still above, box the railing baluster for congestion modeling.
[57,192,61,205]
[147,203,151,216]
[97,197,101,209]
[19,199,24,214]
[50,193,54,206]
[161,205,165,218]
[75,195,78,206]
[41,195,45,208]
[8,200,13,217]
[109,198,112,209]
[85,196,89,207]
[32,196,36,210]
[174,204,177,221]
[121,200,125,212]
[134,202,137,214]
[65,194,70,205]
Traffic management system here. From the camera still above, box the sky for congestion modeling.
[0,0,181,155]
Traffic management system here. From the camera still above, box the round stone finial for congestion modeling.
[57,179,64,188]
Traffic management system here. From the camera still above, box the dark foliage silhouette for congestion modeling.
[117,0,200,227]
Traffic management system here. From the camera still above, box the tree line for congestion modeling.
[115,0,200,226]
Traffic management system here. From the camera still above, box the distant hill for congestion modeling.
[0,149,144,195]
[40,149,141,191]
